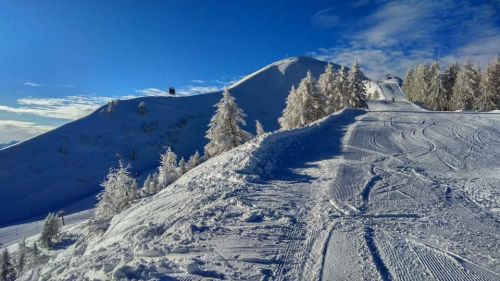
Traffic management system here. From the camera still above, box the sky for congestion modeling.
[0,0,499,144]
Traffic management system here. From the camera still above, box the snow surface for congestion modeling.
[8,99,499,280]
[0,57,333,226]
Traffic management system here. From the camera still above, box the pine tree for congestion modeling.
[143,173,158,195]
[187,151,201,170]
[478,56,500,110]
[16,238,27,274]
[157,147,179,188]
[372,90,381,100]
[427,61,447,110]
[204,89,251,157]
[39,212,61,249]
[442,63,460,110]
[318,63,340,114]
[0,248,16,281]
[178,157,187,175]
[402,68,415,100]
[452,59,481,110]
[279,71,325,129]
[95,160,138,220]
[344,61,368,108]
[255,120,265,136]
[335,66,349,108]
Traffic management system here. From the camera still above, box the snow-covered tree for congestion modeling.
[178,157,187,175]
[427,61,447,110]
[205,89,251,157]
[344,61,368,109]
[0,248,16,281]
[39,212,61,249]
[452,60,481,110]
[318,63,340,114]
[143,173,158,195]
[95,160,138,220]
[157,147,179,188]
[372,90,381,100]
[255,120,265,136]
[442,63,460,110]
[279,71,325,129]
[402,68,415,99]
[335,66,349,108]
[16,239,27,275]
[187,151,201,170]
[478,56,500,110]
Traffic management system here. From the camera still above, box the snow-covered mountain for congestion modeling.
[0,57,337,226]
[8,100,499,280]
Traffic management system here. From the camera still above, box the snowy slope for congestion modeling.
[0,57,336,226]
[15,100,500,280]
[365,80,407,101]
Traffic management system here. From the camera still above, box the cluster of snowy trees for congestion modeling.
[403,57,500,111]
[0,239,45,280]
[279,62,368,129]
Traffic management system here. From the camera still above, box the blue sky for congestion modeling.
[0,0,499,143]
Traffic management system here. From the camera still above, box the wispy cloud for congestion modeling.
[191,79,205,84]
[135,88,171,96]
[0,95,121,120]
[309,0,500,79]
[23,81,42,87]
[312,8,340,29]
[0,120,55,143]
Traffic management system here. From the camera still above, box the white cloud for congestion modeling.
[135,88,171,96]
[0,95,120,120]
[312,8,340,29]
[23,81,42,87]
[0,120,55,143]
[309,0,500,79]
[191,79,205,84]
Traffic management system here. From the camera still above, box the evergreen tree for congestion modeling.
[452,60,481,110]
[205,89,251,157]
[318,63,340,114]
[478,56,500,110]
[157,147,179,188]
[0,248,16,281]
[442,63,460,110]
[178,157,187,175]
[95,160,138,220]
[427,61,447,110]
[335,66,349,108]
[402,68,415,100]
[344,61,368,109]
[187,151,201,170]
[16,238,27,274]
[143,173,158,195]
[255,120,265,136]
[372,90,381,100]
[279,71,325,129]
[39,212,61,249]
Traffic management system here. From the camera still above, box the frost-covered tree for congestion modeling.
[372,90,381,100]
[255,120,265,136]
[205,89,251,157]
[143,173,159,195]
[318,63,340,114]
[402,68,415,99]
[178,157,187,175]
[427,62,447,110]
[279,71,325,129]
[39,212,61,249]
[442,63,460,110]
[95,160,138,220]
[16,239,27,274]
[157,147,179,188]
[187,151,201,170]
[344,62,368,109]
[478,56,500,110]
[335,66,349,108]
[452,60,481,110]
[0,248,16,281]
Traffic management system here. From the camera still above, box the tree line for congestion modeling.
[403,56,500,111]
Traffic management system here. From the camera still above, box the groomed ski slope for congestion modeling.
[19,92,500,280]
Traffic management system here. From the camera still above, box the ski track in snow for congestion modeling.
[5,97,500,280]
